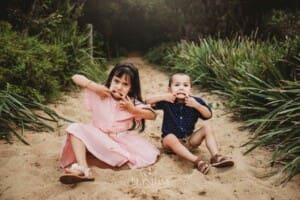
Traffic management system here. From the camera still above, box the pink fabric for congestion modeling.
[60,90,159,169]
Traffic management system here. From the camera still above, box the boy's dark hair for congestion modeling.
[105,62,146,132]
[168,72,192,87]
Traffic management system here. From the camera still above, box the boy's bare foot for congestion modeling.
[194,158,210,175]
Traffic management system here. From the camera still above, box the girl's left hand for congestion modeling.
[185,95,198,108]
[119,96,135,112]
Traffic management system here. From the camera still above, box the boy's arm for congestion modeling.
[193,103,212,119]
[185,96,212,119]
[72,74,111,98]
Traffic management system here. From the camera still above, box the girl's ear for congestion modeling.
[168,87,171,92]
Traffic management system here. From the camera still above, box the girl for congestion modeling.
[59,63,160,184]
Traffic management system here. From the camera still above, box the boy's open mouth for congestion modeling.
[176,92,187,96]
[175,92,187,99]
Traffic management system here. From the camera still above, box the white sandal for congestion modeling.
[59,163,95,184]
[70,163,92,177]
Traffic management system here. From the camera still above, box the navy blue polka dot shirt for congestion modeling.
[153,96,212,138]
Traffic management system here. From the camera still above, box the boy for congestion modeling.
[146,73,234,174]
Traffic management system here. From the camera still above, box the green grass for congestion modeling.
[0,87,71,145]
[145,36,300,183]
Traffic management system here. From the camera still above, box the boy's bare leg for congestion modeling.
[190,121,234,167]
[189,121,219,157]
[162,134,198,162]
[163,134,210,174]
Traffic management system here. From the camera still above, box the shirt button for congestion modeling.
[180,116,183,120]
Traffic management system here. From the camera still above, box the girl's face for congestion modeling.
[169,74,191,99]
[110,74,131,100]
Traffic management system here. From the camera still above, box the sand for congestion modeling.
[1,56,299,200]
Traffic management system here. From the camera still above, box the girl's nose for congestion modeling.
[115,83,122,89]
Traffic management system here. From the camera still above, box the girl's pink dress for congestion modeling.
[60,90,159,169]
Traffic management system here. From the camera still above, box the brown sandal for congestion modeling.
[210,154,234,168]
[194,158,210,175]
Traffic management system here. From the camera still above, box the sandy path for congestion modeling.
[0,56,299,200]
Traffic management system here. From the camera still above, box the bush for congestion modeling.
[0,21,68,102]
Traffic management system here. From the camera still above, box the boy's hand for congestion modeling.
[119,96,135,112]
[96,85,111,99]
[184,95,198,108]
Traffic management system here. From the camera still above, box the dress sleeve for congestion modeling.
[84,89,100,111]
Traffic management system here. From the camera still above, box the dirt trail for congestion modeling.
[0,56,299,200]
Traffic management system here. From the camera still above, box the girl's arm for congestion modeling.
[120,96,156,120]
[130,107,156,120]
[72,74,111,98]
[145,93,176,106]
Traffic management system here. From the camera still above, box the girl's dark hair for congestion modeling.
[105,62,146,132]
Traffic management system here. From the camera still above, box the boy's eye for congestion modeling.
[174,83,180,86]
[184,84,189,87]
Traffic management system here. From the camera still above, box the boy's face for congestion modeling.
[110,74,131,100]
[168,74,191,99]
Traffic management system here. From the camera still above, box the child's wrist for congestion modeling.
[129,106,139,114]
[84,80,93,88]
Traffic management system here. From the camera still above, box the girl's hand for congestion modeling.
[164,93,176,103]
[184,95,198,108]
[95,84,111,99]
[119,96,135,112]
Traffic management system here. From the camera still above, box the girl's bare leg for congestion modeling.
[64,135,93,177]
[70,135,88,168]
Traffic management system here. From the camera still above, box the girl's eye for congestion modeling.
[184,84,189,87]
[174,84,180,86]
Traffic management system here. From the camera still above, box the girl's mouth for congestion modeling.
[111,90,124,97]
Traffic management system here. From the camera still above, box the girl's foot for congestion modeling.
[194,158,210,175]
[210,154,234,168]
[60,163,95,184]
[64,167,83,176]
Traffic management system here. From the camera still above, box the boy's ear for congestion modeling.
[168,87,171,92]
